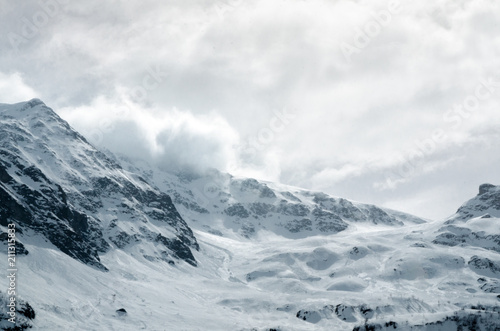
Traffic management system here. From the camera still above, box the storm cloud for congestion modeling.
[1,0,500,219]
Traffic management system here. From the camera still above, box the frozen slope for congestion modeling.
[119,157,427,241]
[3,208,500,330]
[0,99,199,271]
[0,100,499,330]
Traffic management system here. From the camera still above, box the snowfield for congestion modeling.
[3,215,500,330]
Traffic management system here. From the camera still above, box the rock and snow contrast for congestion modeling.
[1,100,499,330]
[118,155,426,241]
[0,99,198,270]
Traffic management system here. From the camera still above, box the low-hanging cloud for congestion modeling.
[58,96,240,174]
[0,72,39,103]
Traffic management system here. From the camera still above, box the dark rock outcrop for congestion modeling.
[0,100,198,269]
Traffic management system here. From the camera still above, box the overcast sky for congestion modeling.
[1,0,500,220]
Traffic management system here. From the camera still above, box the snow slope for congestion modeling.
[0,99,199,270]
[3,211,500,330]
[119,156,427,242]
[0,100,499,330]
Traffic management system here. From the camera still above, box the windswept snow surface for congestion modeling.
[4,215,500,330]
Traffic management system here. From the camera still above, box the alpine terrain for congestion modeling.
[1,100,499,330]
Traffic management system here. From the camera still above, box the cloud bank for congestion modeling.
[1,0,500,219]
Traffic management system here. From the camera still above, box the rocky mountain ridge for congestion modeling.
[119,156,427,241]
[0,99,199,270]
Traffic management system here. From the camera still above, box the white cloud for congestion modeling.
[1,0,500,219]
[0,72,39,103]
[58,96,240,173]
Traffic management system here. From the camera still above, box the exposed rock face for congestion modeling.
[433,225,500,253]
[0,99,198,269]
[479,183,496,195]
[296,309,322,323]
[468,255,500,278]
[0,292,35,330]
[448,183,500,222]
[121,160,427,241]
[0,232,29,255]
[432,184,500,253]
[116,308,127,316]
[478,277,500,293]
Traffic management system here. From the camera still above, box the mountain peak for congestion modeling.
[1,98,59,122]
[0,99,199,269]
[479,183,497,195]
[0,98,45,111]
[21,98,46,109]
[445,183,500,223]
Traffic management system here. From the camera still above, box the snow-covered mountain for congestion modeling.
[433,184,500,254]
[1,100,499,330]
[119,156,426,241]
[0,99,199,271]
[448,183,500,222]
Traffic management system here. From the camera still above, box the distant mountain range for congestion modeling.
[1,100,499,330]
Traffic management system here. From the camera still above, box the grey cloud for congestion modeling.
[1,0,500,220]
